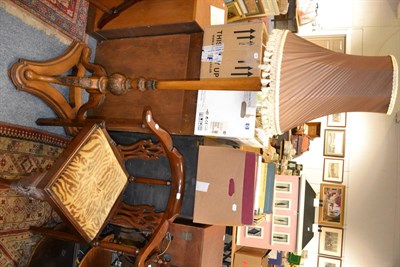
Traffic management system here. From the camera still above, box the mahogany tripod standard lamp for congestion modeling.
[8,30,399,136]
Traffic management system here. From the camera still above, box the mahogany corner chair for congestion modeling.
[0,108,185,267]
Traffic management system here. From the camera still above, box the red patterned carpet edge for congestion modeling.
[0,122,70,267]
[6,0,89,41]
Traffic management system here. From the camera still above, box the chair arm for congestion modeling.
[135,108,185,266]
[142,108,185,218]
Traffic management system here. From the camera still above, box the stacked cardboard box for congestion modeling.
[233,247,269,267]
[193,146,259,226]
[195,22,268,147]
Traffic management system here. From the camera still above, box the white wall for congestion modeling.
[295,112,399,267]
[295,0,400,266]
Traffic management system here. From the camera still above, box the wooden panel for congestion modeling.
[87,0,226,40]
[90,33,203,135]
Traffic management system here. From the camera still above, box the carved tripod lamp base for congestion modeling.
[8,42,110,135]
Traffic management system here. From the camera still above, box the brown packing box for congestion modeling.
[200,22,267,78]
[193,146,258,226]
[233,247,269,267]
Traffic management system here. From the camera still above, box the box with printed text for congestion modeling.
[200,21,267,78]
[195,22,268,147]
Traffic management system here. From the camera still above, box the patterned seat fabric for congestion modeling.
[49,127,128,241]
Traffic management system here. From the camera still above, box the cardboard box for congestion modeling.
[200,22,267,79]
[193,146,258,226]
[195,22,268,147]
[194,90,257,138]
[233,247,269,267]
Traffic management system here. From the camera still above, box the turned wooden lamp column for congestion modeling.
[8,41,262,135]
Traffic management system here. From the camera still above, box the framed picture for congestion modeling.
[273,215,290,227]
[318,256,342,267]
[287,161,297,170]
[227,2,243,21]
[319,184,345,227]
[275,182,292,193]
[274,199,291,210]
[323,158,344,183]
[306,122,321,138]
[272,232,290,244]
[323,129,346,157]
[245,226,264,239]
[240,0,264,15]
[327,113,347,127]
[318,227,344,258]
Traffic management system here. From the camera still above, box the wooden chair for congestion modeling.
[0,108,185,267]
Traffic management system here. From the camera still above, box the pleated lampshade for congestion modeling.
[258,29,399,136]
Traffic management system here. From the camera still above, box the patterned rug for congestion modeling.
[0,122,70,267]
[4,0,89,41]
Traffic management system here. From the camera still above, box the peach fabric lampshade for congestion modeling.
[258,29,399,136]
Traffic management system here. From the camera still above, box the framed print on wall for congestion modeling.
[319,183,345,227]
[240,0,264,15]
[327,112,347,127]
[227,2,243,21]
[318,227,344,258]
[323,129,346,157]
[323,158,344,183]
[318,255,342,267]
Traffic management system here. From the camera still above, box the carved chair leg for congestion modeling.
[0,172,47,200]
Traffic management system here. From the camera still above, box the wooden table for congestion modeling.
[87,0,226,40]
[90,32,203,135]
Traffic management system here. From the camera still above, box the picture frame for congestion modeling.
[323,129,346,157]
[318,255,342,267]
[245,226,264,239]
[327,113,347,127]
[275,182,292,193]
[305,122,321,138]
[272,232,290,244]
[226,2,243,21]
[240,0,264,15]
[323,158,344,183]
[274,198,291,210]
[318,227,344,258]
[319,184,345,227]
[273,215,290,227]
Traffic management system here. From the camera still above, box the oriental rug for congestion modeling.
[2,0,89,42]
[0,122,70,267]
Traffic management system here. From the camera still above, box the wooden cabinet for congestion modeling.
[87,0,226,40]
[166,219,226,267]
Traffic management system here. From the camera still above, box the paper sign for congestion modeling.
[210,5,225,25]
[195,181,210,192]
